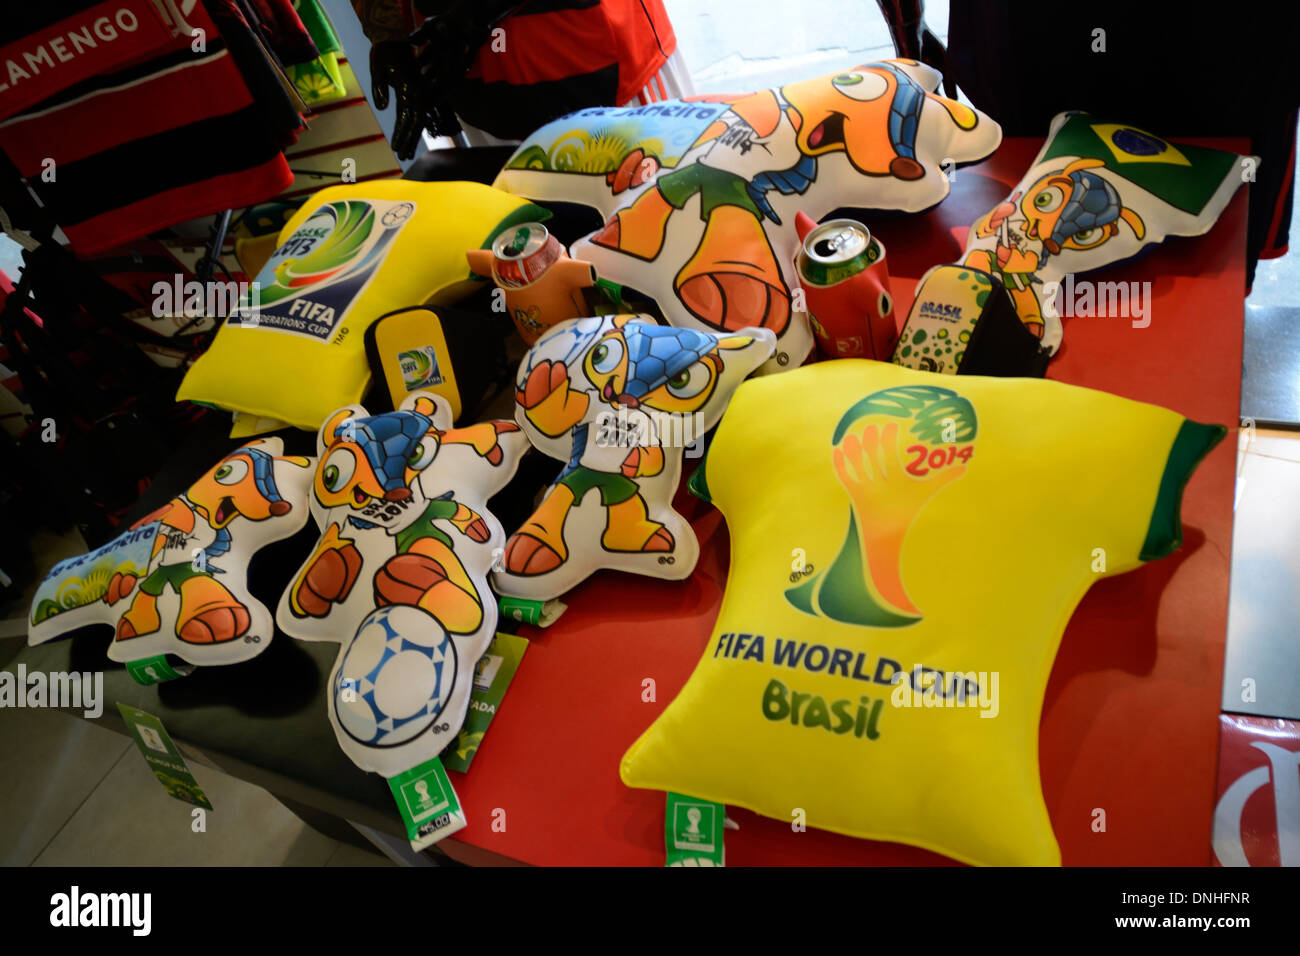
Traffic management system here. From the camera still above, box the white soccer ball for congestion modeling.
[335,604,458,747]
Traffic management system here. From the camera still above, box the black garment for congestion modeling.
[238,0,320,66]
[208,0,307,147]
[943,0,1300,287]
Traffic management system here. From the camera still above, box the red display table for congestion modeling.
[443,137,1247,866]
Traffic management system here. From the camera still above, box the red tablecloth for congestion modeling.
[444,137,1246,865]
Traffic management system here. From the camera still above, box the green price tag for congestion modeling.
[389,757,466,851]
[593,277,627,313]
[497,597,566,627]
[498,596,542,625]
[125,655,192,685]
[116,703,212,810]
[443,632,528,773]
[666,793,725,866]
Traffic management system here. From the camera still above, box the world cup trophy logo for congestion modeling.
[786,385,976,627]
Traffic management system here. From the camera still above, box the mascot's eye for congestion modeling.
[407,436,437,470]
[666,361,711,399]
[1069,226,1108,248]
[590,338,624,374]
[1032,187,1064,212]
[320,448,356,492]
[879,291,893,316]
[214,460,248,485]
[832,70,888,101]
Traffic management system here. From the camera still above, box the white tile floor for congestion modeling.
[0,529,393,867]
[0,708,392,867]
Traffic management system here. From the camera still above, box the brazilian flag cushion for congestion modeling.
[621,360,1224,866]
[178,180,544,430]
[962,111,1254,352]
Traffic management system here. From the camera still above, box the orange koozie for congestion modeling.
[467,222,597,343]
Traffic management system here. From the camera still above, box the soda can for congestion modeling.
[469,222,598,345]
[794,213,896,361]
[798,219,872,283]
[490,222,562,288]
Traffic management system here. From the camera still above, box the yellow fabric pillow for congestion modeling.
[621,360,1223,866]
[177,180,544,429]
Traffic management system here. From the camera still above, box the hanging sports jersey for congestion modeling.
[0,1,294,254]
[456,0,677,140]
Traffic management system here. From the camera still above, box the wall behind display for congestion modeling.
[663,0,950,93]
[279,58,404,200]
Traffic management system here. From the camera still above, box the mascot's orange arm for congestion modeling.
[524,388,590,437]
[131,502,172,530]
[726,90,782,137]
[440,422,509,458]
[1001,248,1041,273]
[688,90,783,144]
[635,445,664,477]
[151,499,195,558]
[972,213,999,238]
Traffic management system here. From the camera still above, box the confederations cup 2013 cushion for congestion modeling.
[177,180,545,430]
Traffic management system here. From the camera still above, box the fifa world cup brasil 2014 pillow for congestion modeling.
[28,439,313,668]
[275,392,529,778]
[177,180,546,430]
[492,314,775,602]
[961,111,1254,353]
[495,59,1000,372]
[621,360,1224,866]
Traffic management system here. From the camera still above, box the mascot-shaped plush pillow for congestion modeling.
[961,112,1254,352]
[495,59,1000,371]
[275,392,529,777]
[177,180,546,430]
[621,360,1225,866]
[28,439,313,668]
[492,315,774,602]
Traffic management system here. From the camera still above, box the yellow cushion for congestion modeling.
[178,180,544,430]
[234,232,280,279]
[620,360,1223,866]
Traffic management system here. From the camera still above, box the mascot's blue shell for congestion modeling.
[335,410,433,493]
[620,324,719,400]
[1049,169,1121,251]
